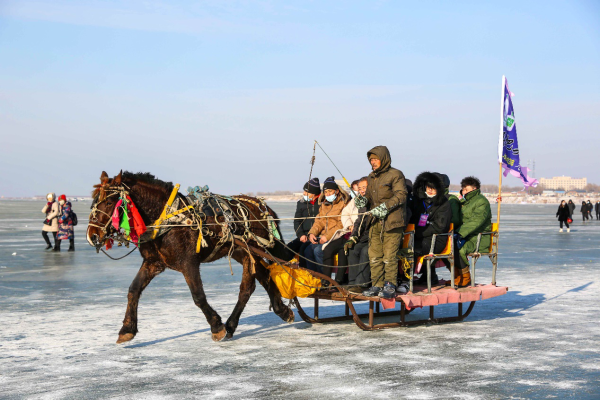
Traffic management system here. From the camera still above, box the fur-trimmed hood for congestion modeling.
[413,171,446,206]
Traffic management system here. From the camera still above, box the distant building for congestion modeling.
[539,176,587,191]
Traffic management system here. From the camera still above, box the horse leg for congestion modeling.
[225,253,257,339]
[255,261,295,324]
[117,260,164,344]
[183,263,227,342]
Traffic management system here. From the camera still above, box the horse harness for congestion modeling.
[89,183,280,267]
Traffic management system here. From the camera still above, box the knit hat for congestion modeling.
[322,176,338,191]
[368,153,379,161]
[58,194,67,202]
[303,178,321,195]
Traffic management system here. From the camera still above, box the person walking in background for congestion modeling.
[581,201,589,222]
[595,200,600,220]
[586,200,594,220]
[567,199,576,219]
[56,194,75,251]
[41,193,60,250]
[556,200,571,233]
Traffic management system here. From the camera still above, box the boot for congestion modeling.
[68,239,75,252]
[559,228,563,233]
[53,240,61,252]
[567,228,570,232]
[455,271,471,287]
[42,232,53,249]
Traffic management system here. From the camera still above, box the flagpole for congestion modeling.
[497,75,506,226]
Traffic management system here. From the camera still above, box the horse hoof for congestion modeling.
[116,333,135,344]
[211,327,227,342]
[285,308,295,323]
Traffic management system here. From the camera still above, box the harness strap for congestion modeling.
[151,184,181,239]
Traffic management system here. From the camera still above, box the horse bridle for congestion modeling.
[88,185,129,246]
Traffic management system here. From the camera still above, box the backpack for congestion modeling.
[70,210,78,226]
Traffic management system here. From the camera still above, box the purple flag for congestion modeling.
[498,77,538,188]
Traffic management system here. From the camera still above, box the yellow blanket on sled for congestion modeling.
[265,263,321,299]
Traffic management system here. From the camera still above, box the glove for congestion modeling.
[344,236,358,255]
[370,203,388,219]
[354,195,367,208]
[454,233,466,250]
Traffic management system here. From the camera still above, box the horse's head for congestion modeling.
[87,170,126,251]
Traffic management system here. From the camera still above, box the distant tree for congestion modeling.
[585,183,600,193]
[528,184,544,195]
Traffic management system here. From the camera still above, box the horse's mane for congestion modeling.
[122,171,174,193]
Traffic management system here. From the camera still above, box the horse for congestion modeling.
[86,170,294,343]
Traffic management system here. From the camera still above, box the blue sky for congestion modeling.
[1,0,599,196]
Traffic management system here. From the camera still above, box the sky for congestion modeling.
[0,0,599,197]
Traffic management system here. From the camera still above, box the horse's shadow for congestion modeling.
[124,282,593,347]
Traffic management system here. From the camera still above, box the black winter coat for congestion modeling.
[556,205,570,222]
[293,199,320,239]
[567,201,575,217]
[580,203,588,214]
[351,206,373,244]
[409,172,452,255]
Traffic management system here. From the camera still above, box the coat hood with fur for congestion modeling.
[413,172,446,206]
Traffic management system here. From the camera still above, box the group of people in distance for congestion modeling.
[42,193,76,251]
[286,145,492,300]
[556,199,600,232]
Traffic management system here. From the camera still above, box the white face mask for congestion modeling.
[426,193,435,198]
[59,200,65,205]
[303,195,309,201]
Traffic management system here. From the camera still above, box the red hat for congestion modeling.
[58,194,67,202]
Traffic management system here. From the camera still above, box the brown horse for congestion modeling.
[86,170,294,343]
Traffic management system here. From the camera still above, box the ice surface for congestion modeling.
[0,201,599,399]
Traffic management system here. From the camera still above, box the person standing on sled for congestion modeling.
[410,172,452,289]
[356,146,408,299]
[453,177,492,287]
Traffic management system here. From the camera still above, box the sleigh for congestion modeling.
[273,223,507,331]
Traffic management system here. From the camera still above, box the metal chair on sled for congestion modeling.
[467,223,499,286]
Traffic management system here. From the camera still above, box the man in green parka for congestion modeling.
[355,146,408,299]
[454,176,492,287]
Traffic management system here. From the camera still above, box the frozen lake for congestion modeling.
[1,200,599,399]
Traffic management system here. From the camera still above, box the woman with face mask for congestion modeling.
[408,172,452,288]
[42,192,60,250]
[305,177,350,279]
[56,194,75,251]
[556,200,571,233]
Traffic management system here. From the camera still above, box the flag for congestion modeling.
[498,76,538,188]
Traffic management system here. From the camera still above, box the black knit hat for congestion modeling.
[303,178,321,195]
[323,176,338,191]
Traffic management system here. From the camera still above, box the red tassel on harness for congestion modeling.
[126,195,147,238]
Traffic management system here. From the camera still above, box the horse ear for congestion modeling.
[114,170,123,186]
[100,171,108,182]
